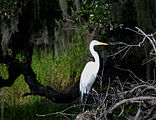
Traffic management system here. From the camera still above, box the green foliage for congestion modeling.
[0,0,18,21]
[76,0,111,30]
[32,40,86,90]
[0,64,8,79]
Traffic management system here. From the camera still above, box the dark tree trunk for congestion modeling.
[0,55,80,103]
[0,0,80,103]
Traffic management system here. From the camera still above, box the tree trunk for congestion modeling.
[0,0,80,103]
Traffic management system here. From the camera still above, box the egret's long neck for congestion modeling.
[90,44,100,68]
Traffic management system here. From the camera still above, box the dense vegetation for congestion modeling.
[0,0,156,119]
[0,0,18,20]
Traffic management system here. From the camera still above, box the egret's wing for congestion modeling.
[80,62,97,94]
[85,73,96,94]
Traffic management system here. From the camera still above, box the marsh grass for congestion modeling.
[0,39,87,119]
[32,41,87,90]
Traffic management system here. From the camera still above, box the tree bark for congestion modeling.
[0,56,80,103]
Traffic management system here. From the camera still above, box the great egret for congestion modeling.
[79,40,108,103]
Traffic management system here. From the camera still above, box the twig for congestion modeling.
[107,40,143,59]
[106,45,129,58]
[36,104,94,117]
[99,59,106,93]
[103,78,111,103]
[122,46,131,59]
[151,35,156,46]
[154,68,156,83]
[144,107,154,119]
[130,84,150,93]
[114,66,146,84]
[107,27,156,59]
[149,114,156,120]
[135,27,156,54]
[134,103,141,120]
[141,85,156,94]
[125,27,144,36]
[108,96,156,114]
[117,105,124,117]
[95,78,111,119]
[142,57,156,65]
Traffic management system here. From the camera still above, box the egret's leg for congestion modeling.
[81,90,85,112]
[82,89,89,112]
[85,88,89,104]
[84,93,88,104]
[82,94,88,112]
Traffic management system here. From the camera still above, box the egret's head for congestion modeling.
[91,40,108,46]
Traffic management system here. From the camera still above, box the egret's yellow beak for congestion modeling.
[97,41,108,45]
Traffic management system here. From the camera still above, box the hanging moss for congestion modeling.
[0,0,62,57]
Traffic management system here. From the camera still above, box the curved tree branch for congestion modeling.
[22,61,80,103]
[0,57,80,103]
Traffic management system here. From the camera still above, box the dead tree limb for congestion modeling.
[107,27,156,59]
[108,96,156,114]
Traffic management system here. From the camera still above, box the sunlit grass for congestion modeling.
[32,41,86,90]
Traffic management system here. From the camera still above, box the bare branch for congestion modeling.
[134,103,141,120]
[108,96,156,114]
[144,107,155,119]
[107,27,156,60]
[129,84,156,94]
[142,57,156,65]
[149,114,156,120]
[125,27,144,36]
[36,104,94,117]
[106,45,129,58]
[135,27,156,54]
[114,66,146,83]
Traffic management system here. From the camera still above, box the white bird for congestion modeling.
[79,40,108,103]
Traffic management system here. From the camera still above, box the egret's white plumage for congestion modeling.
[79,40,108,103]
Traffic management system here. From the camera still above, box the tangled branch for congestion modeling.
[79,68,156,119]
[107,27,156,61]
[108,96,156,114]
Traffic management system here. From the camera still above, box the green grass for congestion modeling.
[0,39,87,120]
[32,41,86,90]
